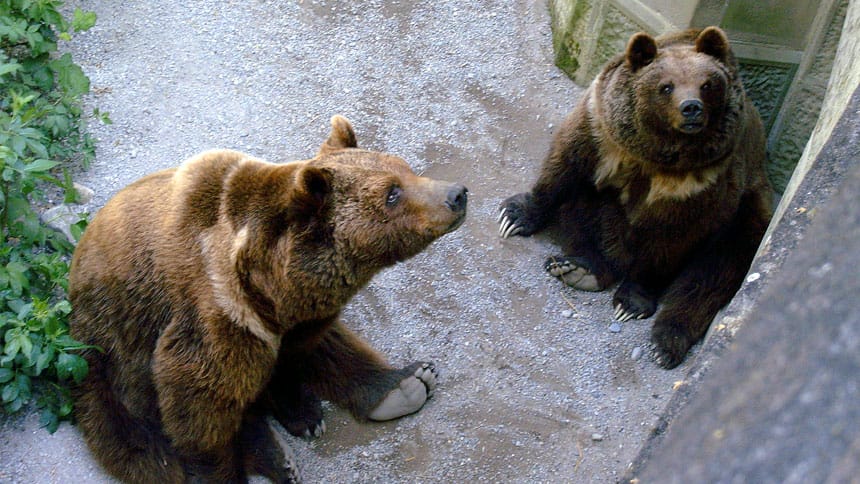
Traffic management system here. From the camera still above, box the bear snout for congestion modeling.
[678,99,706,133]
[445,185,468,213]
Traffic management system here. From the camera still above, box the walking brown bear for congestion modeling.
[69,116,468,482]
[498,27,772,368]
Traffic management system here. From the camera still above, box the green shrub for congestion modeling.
[1,0,106,432]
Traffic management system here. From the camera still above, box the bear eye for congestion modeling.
[660,83,674,95]
[386,186,402,207]
[701,81,712,91]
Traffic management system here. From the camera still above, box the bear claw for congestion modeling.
[614,304,648,322]
[301,421,326,439]
[368,363,437,421]
[498,213,523,239]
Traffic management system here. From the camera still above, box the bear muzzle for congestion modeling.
[444,184,468,232]
[678,99,706,134]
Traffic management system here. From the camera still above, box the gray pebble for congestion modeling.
[631,346,643,360]
[609,322,622,333]
[591,433,604,441]
[561,309,573,318]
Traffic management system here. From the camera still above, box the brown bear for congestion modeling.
[69,115,468,483]
[498,27,772,369]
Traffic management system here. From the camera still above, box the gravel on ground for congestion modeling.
[1,1,686,482]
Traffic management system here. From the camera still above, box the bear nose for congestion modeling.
[445,185,468,212]
[680,99,704,119]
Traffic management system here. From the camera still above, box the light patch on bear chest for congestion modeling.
[594,141,721,205]
[645,168,721,205]
[200,227,281,354]
[592,131,638,204]
[588,85,637,203]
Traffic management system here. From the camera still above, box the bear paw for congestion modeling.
[368,363,437,421]
[544,256,604,291]
[498,193,541,239]
[650,323,694,369]
[612,282,657,322]
[272,390,326,439]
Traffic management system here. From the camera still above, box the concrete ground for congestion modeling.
[2,1,687,482]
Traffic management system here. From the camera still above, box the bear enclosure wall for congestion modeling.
[548,0,850,194]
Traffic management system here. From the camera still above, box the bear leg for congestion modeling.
[303,322,437,421]
[74,351,185,484]
[650,192,770,368]
[240,413,301,483]
[544,190,627,291]
[498,108,599,239]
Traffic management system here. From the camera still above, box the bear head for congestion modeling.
[626,26,733,136]
[602,26,744,170]
[217,116,467,326]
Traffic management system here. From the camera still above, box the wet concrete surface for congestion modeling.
[1,1,685,482]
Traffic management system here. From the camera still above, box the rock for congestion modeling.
[609,322,622,333]
[72,182,95,204]
[561,309,573,318]
[591,433,604,442]
[631,347,643,360]
[40,205,81,243]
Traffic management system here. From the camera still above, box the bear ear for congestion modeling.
[625,32,658,71]
[291,165,332,214]
[695,26,730,63]
[319,115,358,154]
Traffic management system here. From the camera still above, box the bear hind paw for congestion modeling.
[368,363,437,421]
[544,256,604,292]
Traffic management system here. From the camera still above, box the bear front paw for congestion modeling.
[650,323,695,369]
[368,363,437,421]
[613,282,657,322]
[498,193,541,239]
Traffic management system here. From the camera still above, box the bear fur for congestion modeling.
[498,27,772,368]
[69,116,468,483]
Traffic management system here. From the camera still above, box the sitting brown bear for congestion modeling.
[69,116,468,483]
[498,27,772,368]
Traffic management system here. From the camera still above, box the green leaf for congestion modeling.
[39,409,59,433]
[0,62,22,77]
[6,261,30,296]
[72,9,97,32]
[53,300,72,316]
[7,395,24,412]
[10,136,26,156]
[70,219,87,241]
[23,159,60,173]
[49,54,90,98]
[58,398,73,417]
[35,345,54,375]
[56,352,88,382]
[0,369,13,384]
[2,383,19,403]
[4,328,33,362]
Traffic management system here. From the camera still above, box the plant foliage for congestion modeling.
[1,0,105,432]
